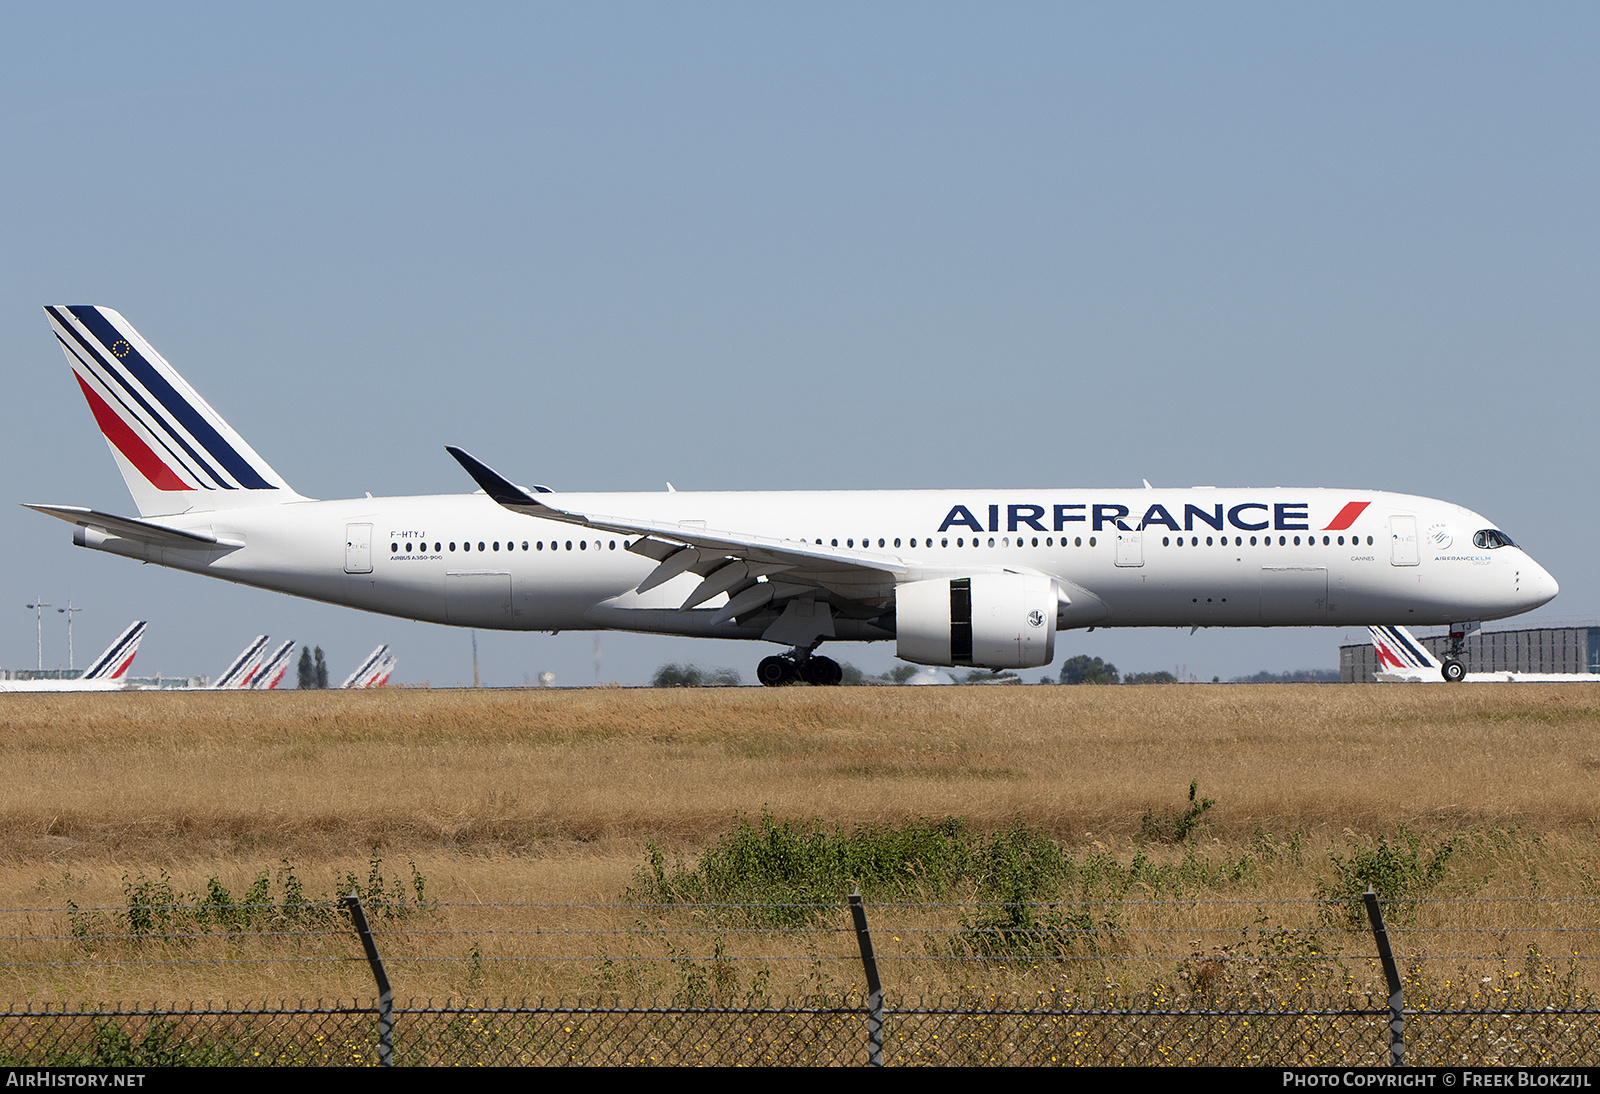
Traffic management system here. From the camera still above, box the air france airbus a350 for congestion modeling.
[29,307,1558,686]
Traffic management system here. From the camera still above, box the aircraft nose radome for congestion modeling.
[1529,559,1559,609]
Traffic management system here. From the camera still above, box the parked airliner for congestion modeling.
[250,639,297,689]
[212,635,271,689]
[342,645,397,689]
[29,306,1559,685]
[0,620,146,692]
[1369,625,1600,683]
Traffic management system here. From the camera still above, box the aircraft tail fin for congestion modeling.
[44,306,305,517]
[213,635,271,689]
[80,621,148,681]
[341,645,394,688]
[251,640,297,690]
[1369,624,1442,674]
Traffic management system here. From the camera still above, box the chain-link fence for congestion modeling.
[5,996,1597,1066]
[2,892,1597,1066]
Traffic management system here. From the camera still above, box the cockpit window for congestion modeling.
[1473,529,1517,549]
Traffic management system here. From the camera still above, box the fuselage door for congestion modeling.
[1115,530,1144,567]
[345,523,373,574]
[1390,515,1419,567]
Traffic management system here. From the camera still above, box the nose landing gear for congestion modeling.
[1441,620,1477,683]
[757,649,843,686]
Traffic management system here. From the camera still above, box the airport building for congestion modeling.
[1340,624,1600,683]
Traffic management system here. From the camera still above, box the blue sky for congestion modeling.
[3,4,1596,685]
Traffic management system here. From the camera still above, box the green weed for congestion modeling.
[1317,827,1457,928]
[1138,780,1216,844]
[66,856,430,947]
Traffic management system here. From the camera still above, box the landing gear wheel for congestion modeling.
[801,655,843,686]
[758,656,798,687]
[1441,658,1466,683]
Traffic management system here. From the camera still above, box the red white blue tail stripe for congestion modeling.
[1369,624,1442,673]
[250,640,298,690]
[45,306,297,514]
[341,645,396,688]
[213,635,271,689]
[80,620,147,681]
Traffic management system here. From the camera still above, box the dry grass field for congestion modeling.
[0,683,1596,1006]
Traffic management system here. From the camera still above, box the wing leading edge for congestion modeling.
[444,446,913,631]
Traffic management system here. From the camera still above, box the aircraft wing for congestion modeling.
[23,504,243,549]
[446,447,907,622]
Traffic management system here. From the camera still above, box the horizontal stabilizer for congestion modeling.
[24,504,242,549]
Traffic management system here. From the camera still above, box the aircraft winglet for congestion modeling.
[445,447,542,507]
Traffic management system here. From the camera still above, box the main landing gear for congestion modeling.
[757,649,844,687]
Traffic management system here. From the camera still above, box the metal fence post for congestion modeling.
[847,886,884,1067]
[1363,888,1404,1067]
[344,891,394,1067]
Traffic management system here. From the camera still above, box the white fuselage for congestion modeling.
[0,677,134,693]
[73,486,1557,641]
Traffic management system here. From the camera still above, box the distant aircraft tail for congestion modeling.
[341,645,395,688]
[213,635,271,689]
[79,621,148,681]
[250,640,297,690]
[44,306,303,517]
[1369,624,1442,674]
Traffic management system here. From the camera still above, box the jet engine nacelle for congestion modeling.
[895,574,1058,669]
